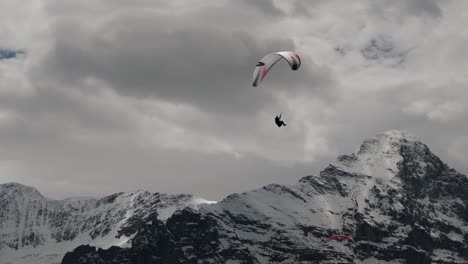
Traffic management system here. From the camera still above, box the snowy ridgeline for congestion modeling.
[0,183,216,264]
[61,130,468,264]
[2,130,468,264]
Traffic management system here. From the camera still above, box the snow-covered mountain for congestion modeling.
[61,130,468,264]
[0,183,216,264]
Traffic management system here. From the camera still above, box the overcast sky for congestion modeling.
[0,0,467,200]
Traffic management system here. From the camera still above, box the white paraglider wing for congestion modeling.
[252,51,301,87]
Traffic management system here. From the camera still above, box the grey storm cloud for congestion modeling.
[38,25,289,114]
[370,0,442,19]
[34,1,337,116]
[2,0,468,202]
[397,0,442,18]
[237,0,285,17]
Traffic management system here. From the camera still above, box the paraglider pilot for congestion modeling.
[275,114,287,127]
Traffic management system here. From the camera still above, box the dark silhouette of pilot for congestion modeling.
[275,114,287,127]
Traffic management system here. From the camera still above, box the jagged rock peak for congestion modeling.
[331,130,428,178]
[358,130,419,153]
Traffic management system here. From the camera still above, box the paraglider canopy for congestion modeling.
[252,51,301,87]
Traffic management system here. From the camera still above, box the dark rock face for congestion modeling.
[62,210,258,264]
[405,226,434,252]
[59,131,468,263]
[405,247,431,264]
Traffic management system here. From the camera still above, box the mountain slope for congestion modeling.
[0,183,215,264]
[62,130,468,264]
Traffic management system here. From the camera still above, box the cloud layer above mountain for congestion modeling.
[1,0,467,199]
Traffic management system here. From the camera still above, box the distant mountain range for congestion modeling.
[1,130,467,264]
[0,182,215,264]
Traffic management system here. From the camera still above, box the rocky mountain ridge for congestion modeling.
[0,182,215,264]
[61,130,468,264]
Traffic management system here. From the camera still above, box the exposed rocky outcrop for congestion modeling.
[0,183,214,264]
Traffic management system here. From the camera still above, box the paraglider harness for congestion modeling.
[275,114,287,127]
